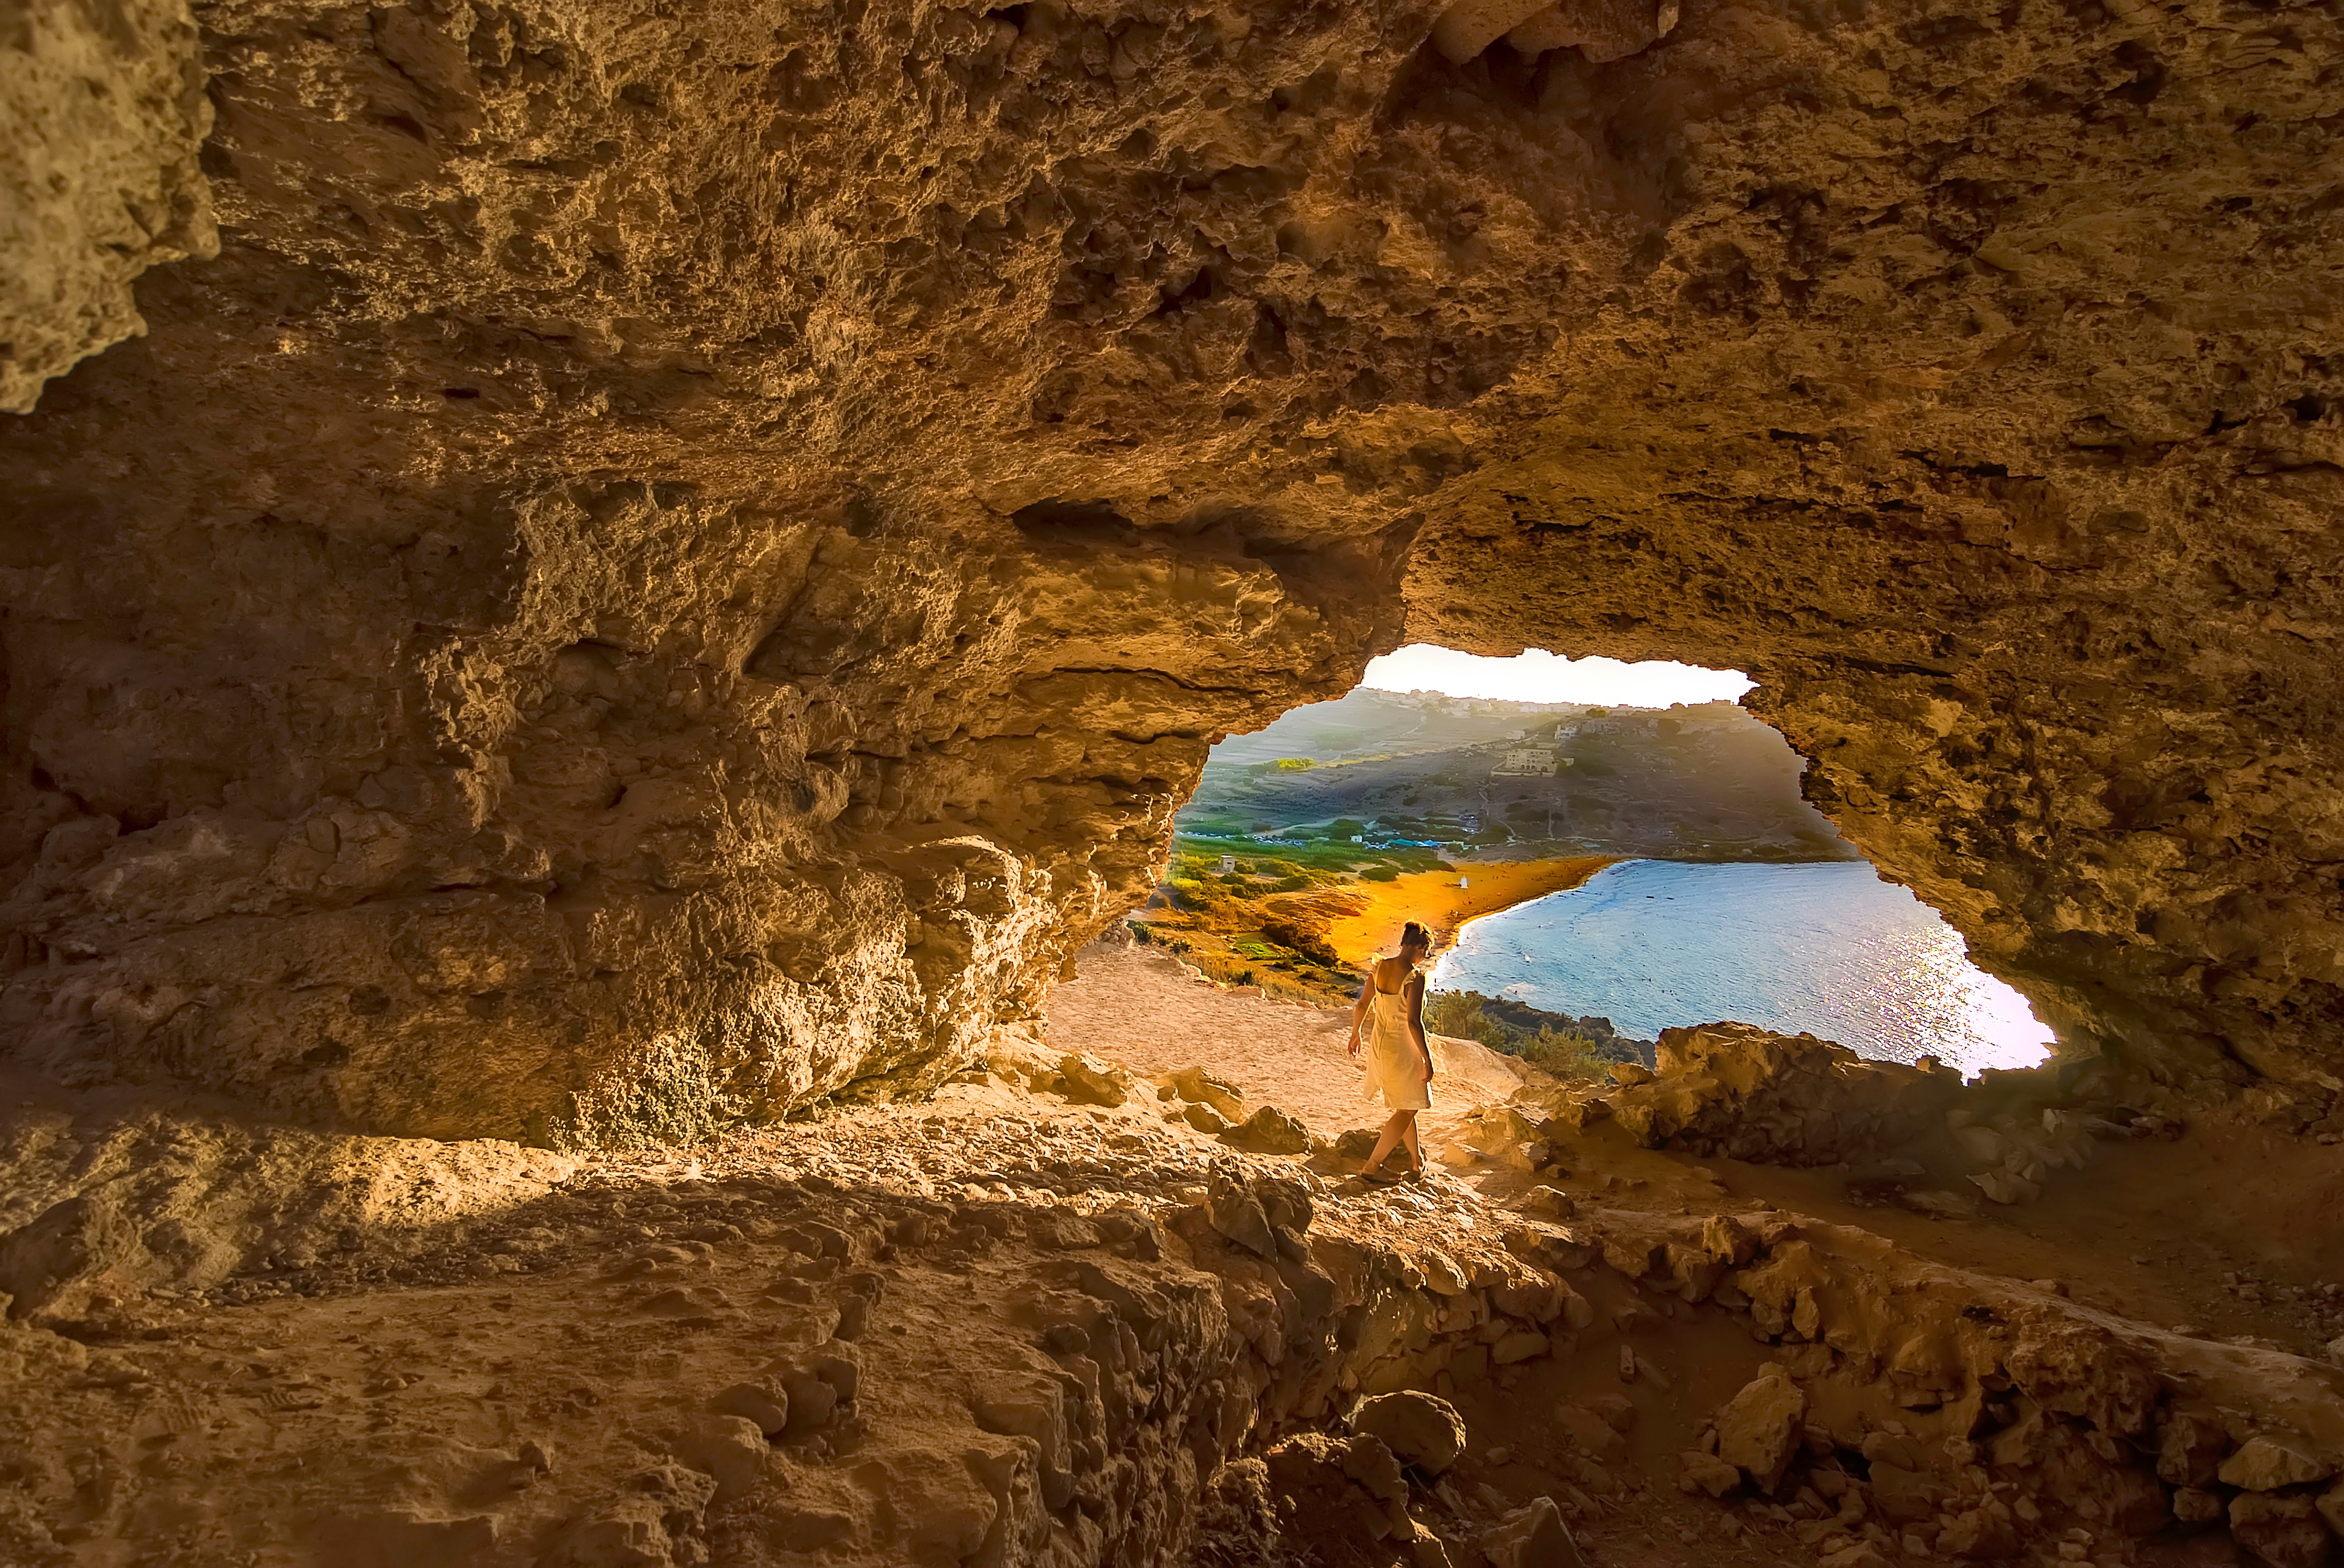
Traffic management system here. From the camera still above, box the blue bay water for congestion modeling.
[1430,859,2052,1077]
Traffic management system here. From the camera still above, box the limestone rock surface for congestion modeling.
[0,0,217,410]
[1351,1389,1470,1475]
[1,0,2340,1138]
[1712,1367,1806,1491]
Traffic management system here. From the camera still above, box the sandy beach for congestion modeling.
[1320,854,1611,967]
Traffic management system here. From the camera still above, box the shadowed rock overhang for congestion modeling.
[1,0,2338,1142]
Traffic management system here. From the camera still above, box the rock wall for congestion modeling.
[1,0,217,410]
[2,0,2339,1138]
[1395,0,2344,1084]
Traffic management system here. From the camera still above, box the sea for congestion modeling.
[1429,859,2053,1077]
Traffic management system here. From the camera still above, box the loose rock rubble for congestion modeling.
[6,997,2344,1566]
[1519,1024,1964,1167]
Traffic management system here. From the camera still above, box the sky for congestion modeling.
[1359,644,1754,708]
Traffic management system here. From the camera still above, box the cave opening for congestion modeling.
[5,0,2344,1547]
[1121,643,2052,1079]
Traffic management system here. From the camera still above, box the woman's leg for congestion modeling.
[1397,1110,1422,1173]
[1360,1110,1412,1176]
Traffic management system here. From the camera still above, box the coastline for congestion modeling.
[1321,854,1613,968]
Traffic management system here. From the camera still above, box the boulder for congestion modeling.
[1205,1174,1278,1259]
[1700,1213,1759,1266]
[1251,1174,1314,1236]
[2230,1492,2332,1568]
[1480,1497,1582,1568]
[772,1340,861,1438]
[1534,1022,1961,1166]
[668,1414,768,1503]
[1183,1102,1232,1135]
[2158,1411,2231,1487]
[1492,1330,1550,1366]
[708,1380,789,1437]
[1493,1274,1561,1322]
[1341,1433,1409,1503]
[1170,1066,1246,1120]
[1057,1053,1130,1107]
[1221,1105,1311,1155]
[1713,1368,1807,1492]
[1678,1450,1742,1497]
[2220,1435,2335,1492]
[1262,1433,1413,1555]
[1351,1392,1468,1476]
[1516,1186,1577,1221]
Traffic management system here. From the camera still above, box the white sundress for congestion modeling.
[1363,964,1432,1112]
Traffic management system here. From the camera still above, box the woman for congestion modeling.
[1347,921,1436,1182]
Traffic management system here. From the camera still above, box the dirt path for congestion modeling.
[1041,939,1521,1141]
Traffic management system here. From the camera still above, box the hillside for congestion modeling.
[1132,690,1857,1021]
[1183,689,1856,862]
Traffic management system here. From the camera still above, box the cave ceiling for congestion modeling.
[1,0,2338,1141]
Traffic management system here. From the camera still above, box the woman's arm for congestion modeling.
[1346,971,1373,1059]
[1405,973,1432,1080]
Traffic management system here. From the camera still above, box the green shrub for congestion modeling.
[1518,1026,1612,1081]
[1423,992,1509,1051]
[1360,865,1399,882]
[1424,991,1614,1081]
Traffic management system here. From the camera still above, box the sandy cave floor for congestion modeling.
[0,941,2338,1564]
[1039,940,1525,1145]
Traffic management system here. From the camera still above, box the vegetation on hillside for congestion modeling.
[1132,685,1852,1012]
[1130,832,1450,1002]
[1422,990,1638,1081]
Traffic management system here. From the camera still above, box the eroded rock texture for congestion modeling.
[1394,0,2344,1084]
[0,0,2337,1138]
[0,0,217,410]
